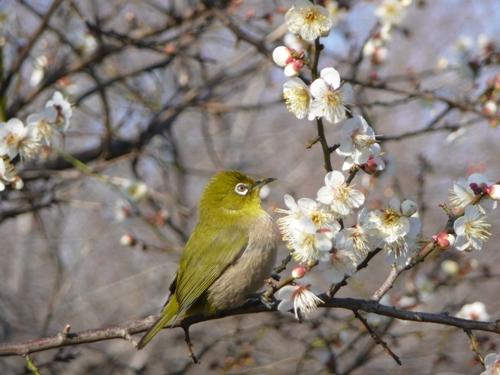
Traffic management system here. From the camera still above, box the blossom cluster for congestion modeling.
[271,1,499,338]
[448,173,500,251]
[273,0,352,124]
[0,92,72,191]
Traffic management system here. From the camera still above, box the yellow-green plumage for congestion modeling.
[138,171,277,349]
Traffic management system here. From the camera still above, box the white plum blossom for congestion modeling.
[317,171,365,218]
[336,115,380,165]
[400,199,418,217]
[375,0,408,26]
[456,301,490,321]
[30,56,47,87]
[0,118,41,160]
[45,91,73,131]
[283,78,314,120]
[344,149,386,173]
[121,179,149,202]
[276,194,303,237]
[295,198,341,233]
[318,232,358,284]
[27,113,55,144]
[449,173,497,214]
[277,195,341,260]
[69,28,98,56]
[366,198,410,244]
[339,208,378,260]
[276,283,323,320]
[454,205,491,251]
[285,0,332,42]
[366,198,421,265]
[287,216,333,264]
[384,216,421,266]
[310,67,352,123]
[481,352,500,375]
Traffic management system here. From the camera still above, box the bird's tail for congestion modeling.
[137,298,178,349]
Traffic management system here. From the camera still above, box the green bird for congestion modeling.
[138,170,277,349]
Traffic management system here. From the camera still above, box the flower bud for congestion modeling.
[272,46,293,67]
[433,232,455,249]
[120,234,137,247]
[11,176,24,190]
[441,259,459,276]
[485,184,500,200]
[284,60,305,77]
[371,47,388,65]
[483,100,498,115]
[361,156,384,175]
[292,265,308,279]
[400,199,417,217]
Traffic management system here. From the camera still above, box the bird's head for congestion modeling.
[199,171,275,217]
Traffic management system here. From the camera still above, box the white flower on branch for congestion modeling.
[339,208,378,260]
[366,198,421,265]
[449,173,497,214]
[375,0,408,26]
[283,78,314,120]
[316,170,365,218]
[383,216,421,266]
[287,216,333,264]
[276,283,323,320]
[310,67,352,124]
[336,114,380,166]
[285,0,332,42]
[0,118,41,160]
[453,205,491,251]
[481,352,500,375]
[456,301,490,321]
[45,91,73,132]
[318,232,358,284]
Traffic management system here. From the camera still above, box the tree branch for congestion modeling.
[2,297,499,357]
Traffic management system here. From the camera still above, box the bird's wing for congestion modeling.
[174,224,248,319]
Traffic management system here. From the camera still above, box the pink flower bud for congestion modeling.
[485,184,500,200]
[120,234,137,247]
[433,232,455,249]
[292,265,308,279]
[272,46,293,67]
[284,60,305,77]
[11,176,24,190]
[483,100,498,115]
[372,47,388,65]
[400,199,417,217]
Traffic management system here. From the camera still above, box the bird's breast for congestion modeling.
[206,212,277,311]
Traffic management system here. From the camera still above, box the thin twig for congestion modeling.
[352,309,402,365]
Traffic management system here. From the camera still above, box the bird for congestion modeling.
[137,170,277,349]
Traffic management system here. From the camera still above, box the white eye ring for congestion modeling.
[235,183,249,196]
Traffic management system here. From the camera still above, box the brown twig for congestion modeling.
[2,297,500,357]
[352,309,402,365]
[181,323,199,364]
[464,328,484,365]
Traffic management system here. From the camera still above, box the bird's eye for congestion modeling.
[235,183,249,196]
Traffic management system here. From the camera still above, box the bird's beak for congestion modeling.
[253,177,276,189]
